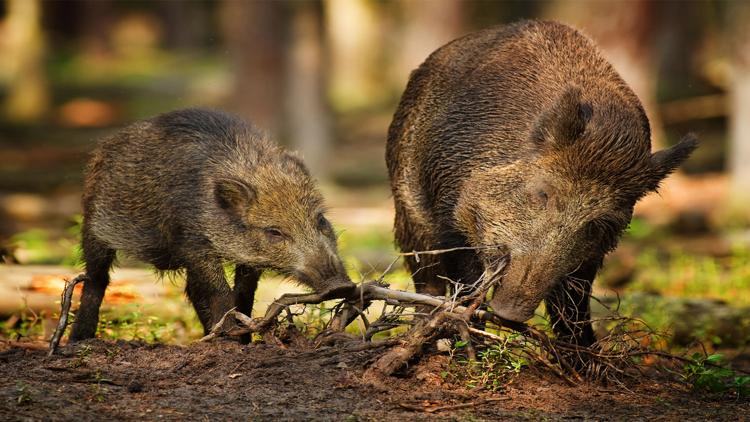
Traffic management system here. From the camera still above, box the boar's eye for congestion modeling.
[535,189,549,207]
[316,213,332,232]
[263,227,286,243]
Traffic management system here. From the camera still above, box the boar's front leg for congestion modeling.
[234,264,261,344]
[393,202,447,297]
[185,261,233,335]
[544,260,599,349]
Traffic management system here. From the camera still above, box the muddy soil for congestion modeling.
[0,339,747,421]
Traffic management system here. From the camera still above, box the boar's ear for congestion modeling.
[646,133,698,191]
[530,86,592,147]
[215,178,256,215]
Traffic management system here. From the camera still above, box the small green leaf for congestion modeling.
[706,354,724,364]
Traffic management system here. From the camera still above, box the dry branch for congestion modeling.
[48,274,87,356]
[201,281,514,343]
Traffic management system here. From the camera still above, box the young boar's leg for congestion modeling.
[69,229,116,341]
[544,260,599,348]
[233,264,261,344]
[185,261,234,335]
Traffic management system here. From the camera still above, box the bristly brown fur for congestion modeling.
[70,108,353,342]
[386,20,696,347]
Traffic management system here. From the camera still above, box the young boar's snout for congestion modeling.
[489,254,554,322]
[296,246,354,295]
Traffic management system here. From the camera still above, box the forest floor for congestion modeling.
[1,339,748,421]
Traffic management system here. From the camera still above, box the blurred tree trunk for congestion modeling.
[78,0,114,57]
[219,0,287,136]
[544,0,665,149]
[391,0,464,88]
[285,2,331,180]
[323,0,382,110]
[158,1,208,50]
[2,0,49,122]
[727,2,750,209]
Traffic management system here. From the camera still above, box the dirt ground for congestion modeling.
[1,339,748,421]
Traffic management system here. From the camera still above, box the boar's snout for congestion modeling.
[488,254,554,322]
[294,247,355,295]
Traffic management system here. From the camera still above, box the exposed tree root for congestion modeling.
[200,270,703,388]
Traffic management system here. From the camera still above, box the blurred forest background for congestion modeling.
[1,0,750,351]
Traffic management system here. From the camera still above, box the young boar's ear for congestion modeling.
[215,178,256,214]
[646,133,699,191]
[530,86,592,147]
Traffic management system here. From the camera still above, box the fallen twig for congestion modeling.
[48,274,87,356]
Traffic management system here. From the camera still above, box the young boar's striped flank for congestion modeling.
[70,109,354,342]
[386,20,697,346]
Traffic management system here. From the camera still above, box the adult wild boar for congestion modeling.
[386,21,696,346]
[70,109,354,342]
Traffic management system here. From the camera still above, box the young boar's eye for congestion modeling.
[317,213,331,232]
[263,227,285,243]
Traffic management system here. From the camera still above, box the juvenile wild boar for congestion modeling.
[386,21,697,346]
[70,109,354,341]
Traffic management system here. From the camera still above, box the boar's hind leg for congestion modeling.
[234,264,261,344]
[544,261,598,349]
[185,262,233,335]
[70,230,116,341]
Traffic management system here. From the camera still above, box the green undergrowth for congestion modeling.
[626,245,750,306]
[682,353,750,398]
[444,335,528,392]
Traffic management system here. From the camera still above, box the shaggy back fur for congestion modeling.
[386,21,696,336]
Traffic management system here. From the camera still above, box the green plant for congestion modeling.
[683,353,750,397]
[69,344,93,368]
[447,335,527,392]
[88,386,106,402]
[15,382,32,406]
[97,309,175,343]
